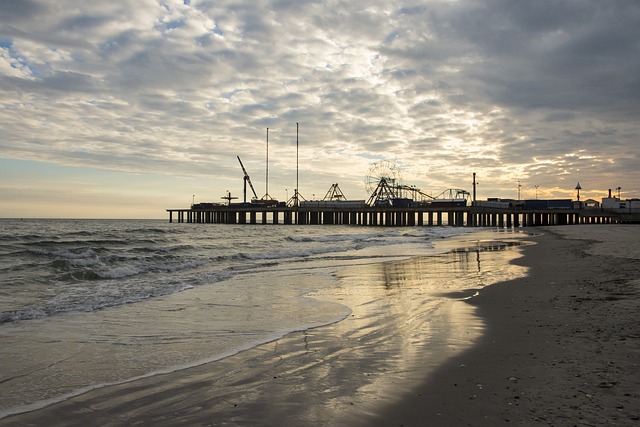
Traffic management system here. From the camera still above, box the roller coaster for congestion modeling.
[365,161,470,207]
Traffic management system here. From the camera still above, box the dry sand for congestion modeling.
[2,225,639,426]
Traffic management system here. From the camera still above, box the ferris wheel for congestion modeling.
[365,160,402,195]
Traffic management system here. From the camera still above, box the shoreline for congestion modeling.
[371,225,640,426]
[4,226,637,426]
[0,228,529,426]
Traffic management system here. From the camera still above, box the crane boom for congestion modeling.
[237,156,258,201]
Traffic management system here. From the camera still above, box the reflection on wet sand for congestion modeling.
[299,235,531,425]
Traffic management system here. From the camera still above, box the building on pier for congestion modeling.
[602,196,640,213]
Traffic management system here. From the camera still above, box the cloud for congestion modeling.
[0,0,43,22]
[1,0,639,218]
[443,0,640,118]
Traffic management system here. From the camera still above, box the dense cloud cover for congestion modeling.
[1,0,639,215]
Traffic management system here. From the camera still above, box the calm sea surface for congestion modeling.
[0,219,480,417]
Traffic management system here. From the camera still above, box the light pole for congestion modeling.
[517,180,521,200]
[192,194,195,207]
[472,172,477,205]
[535,185,539,200]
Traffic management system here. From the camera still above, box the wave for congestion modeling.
[0,220,471,325]
[0,280,197,324]
[285,231,396,243]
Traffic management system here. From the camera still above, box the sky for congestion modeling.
[1,0,639,219]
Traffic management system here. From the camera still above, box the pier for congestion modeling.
[169,151,639,227]
[166,205,630,227]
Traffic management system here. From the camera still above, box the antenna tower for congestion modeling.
[288,122,306,207]
[261,127,273,200]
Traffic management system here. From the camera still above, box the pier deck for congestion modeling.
[167,205,632,226]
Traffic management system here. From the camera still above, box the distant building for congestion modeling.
[475,199,573,209]
[300,200,368,209]
[583,199,600,209]
[602,196,640,213]
[474,198,520,209]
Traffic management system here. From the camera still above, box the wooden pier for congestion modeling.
[167,205,630,227]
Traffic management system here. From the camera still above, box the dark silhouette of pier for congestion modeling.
[166,205,630,226]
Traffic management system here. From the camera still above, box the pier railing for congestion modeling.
[167,205,634,226]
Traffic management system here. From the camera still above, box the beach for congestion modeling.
[373,225,640,426]
[1,225,639,426]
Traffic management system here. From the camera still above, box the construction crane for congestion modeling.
[237,156,258,205]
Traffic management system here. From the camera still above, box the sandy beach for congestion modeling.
[2,225,639,426]
[373,225,640,426]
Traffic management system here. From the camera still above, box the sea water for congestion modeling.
[0,218,478,417]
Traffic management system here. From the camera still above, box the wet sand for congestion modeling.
[2,226,639,426]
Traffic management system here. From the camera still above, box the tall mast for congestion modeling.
[261,127,272,201]
[266,127,269,198]
[287,122,304,207]
[296,122,299,207]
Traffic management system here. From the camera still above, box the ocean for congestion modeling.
[0,219,527,420]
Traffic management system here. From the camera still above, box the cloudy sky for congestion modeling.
[1,0,639,218]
